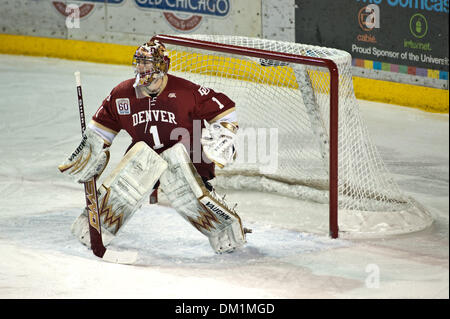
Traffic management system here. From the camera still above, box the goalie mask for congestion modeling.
[132,39,170,87]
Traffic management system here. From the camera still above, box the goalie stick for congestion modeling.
[74,71,137,264]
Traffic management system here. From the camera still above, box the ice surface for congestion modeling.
[0,54,447,298]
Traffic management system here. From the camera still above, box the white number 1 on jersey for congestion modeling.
[149,125,164,150]
[212,97,224,109]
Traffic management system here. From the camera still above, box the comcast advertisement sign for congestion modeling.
[295,0,448,79]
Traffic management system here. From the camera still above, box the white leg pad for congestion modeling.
[159,143,246,254]
[97,141,168,235]
[71,141,168,246]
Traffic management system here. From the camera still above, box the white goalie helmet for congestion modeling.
[132,38,170,86]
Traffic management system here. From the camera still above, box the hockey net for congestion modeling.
[155,34,432,238]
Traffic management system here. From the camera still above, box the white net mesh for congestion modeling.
[163,34,432,236]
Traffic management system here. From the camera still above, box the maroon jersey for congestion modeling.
[90,74,235,180]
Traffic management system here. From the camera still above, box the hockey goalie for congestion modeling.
[58,38,250,254]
